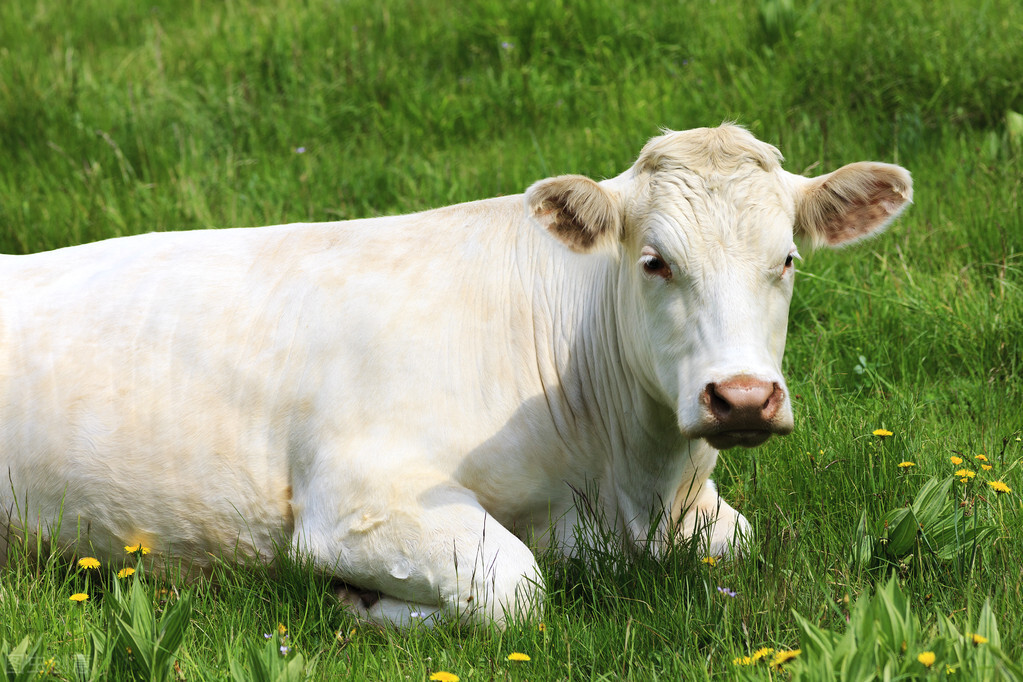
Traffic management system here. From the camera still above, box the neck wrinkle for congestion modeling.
[527,243,689,547]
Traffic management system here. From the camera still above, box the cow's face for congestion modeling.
[619,152,799,449]
[527,125,912,450]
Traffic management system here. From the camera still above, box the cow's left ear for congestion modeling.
[793,162,913,249]
[526,175,623,253]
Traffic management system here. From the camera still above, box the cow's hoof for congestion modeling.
[705,510,752,559]
[335,583,446,628]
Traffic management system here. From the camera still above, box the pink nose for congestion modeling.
[705,377,784,429]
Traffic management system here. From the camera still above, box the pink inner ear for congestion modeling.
[806,165,912,248]
[826,186,898,245]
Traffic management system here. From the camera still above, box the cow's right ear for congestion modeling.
[526,175,623,253]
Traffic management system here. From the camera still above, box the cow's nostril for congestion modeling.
[762,383,782,420]
[707,383,732,420]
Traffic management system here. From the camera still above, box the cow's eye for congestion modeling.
[640,253,672,280]
[783,249,801,272]
[642,255,664,272]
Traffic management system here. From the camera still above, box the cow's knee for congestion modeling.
[679,479,751,558]
[459,529,544,627]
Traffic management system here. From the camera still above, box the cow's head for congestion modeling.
[527,125,912,450]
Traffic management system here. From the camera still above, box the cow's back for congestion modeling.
[0,196,562,569]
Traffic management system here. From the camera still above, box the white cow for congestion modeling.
[0,125,911,627]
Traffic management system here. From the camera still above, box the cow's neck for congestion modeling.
[529,241,696,547]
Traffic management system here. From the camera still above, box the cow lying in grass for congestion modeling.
[0,124,911,627]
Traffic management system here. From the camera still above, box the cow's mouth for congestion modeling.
[705,430,773,450]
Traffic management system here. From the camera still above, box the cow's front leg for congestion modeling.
[298,482,543,628]
[677,479,751,558]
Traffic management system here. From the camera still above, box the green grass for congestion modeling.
[1,0,1022,678]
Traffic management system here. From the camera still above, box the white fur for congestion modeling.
[0,125,910,627]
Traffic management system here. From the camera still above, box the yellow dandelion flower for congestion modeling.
[918,651,936,667]
[771,649,801,669]
[732,656,753,666]
[751,647,775,662]
[429,673,459,682]
[898,461,916,468]
[77,557,100,570]
[117,567,135,578]
[950,456,963,465]
[988,481,1012,494]
[873,429,893,437]
[968,633,989,645]
[975,454,988,462]
[69,593,89,602]
[701,556,717,567]
[981,464,992,471]
[124,543,151,555]
[507,652,531,662]
[954,469,975,479]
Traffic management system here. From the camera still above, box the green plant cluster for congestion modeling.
[0,637,44,682]
[788,580,1020,680]
[0,546,315,681]
[72,574,194,681]
[852,476,997,570]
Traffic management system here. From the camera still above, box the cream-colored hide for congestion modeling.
[0,125,911,627]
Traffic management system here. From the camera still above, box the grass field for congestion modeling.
[1,0,1022,679]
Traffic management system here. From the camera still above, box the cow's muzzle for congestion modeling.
[699,376,792,450]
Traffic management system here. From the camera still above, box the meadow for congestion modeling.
[1,0,1022,678]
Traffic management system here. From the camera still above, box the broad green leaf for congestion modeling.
[883,507,919,558]
[0,637,43,682]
